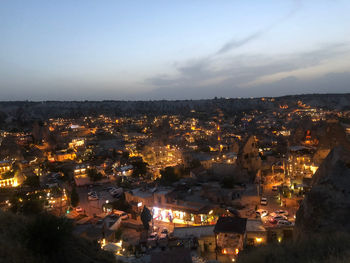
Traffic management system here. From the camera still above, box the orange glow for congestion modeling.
[221,248,238,255]
[255,237,263,243]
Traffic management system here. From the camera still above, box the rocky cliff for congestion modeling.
[295,146,350,239]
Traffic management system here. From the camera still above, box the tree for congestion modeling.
[24,175,40,188]
[221,176,237,188]
[21,199,44,215]
[159,166,181,186]
[25,213,73,258]
[51,186,62,196]
[131,160,148,177]
[121,151,129,164]
[0,211,116,263]
[110,197,130,212]
[70,186,79,207]
[87,168,103,182]
[189,159,201,169]
[140,206,152,230]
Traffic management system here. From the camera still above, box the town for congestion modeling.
[0,95,350,263]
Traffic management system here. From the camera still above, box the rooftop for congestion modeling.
[214,216,247,234]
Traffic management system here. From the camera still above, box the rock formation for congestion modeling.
[295,146,350,239]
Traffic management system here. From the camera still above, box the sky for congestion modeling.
[1,0,350,100]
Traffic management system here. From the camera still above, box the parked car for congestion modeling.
[75,206,83,213]
[159,228,168,239]
[277,220,293,226]
[112,192,122,199]
[158,235,168,247]
[108,188,117,194]
[256,209,268,217]
[272,215,288,221]
[109,187,123,196]
[88,191,97,196]
[268,217,277,224]
[271,210,289,217]
[272,185,279,191]
[245,209,255,216]
[108,214,118,220]
[88,194,98,201]
[114,210,128,220]
[147,232,158,248]
[260,197,268,206]
[148,232,158,240]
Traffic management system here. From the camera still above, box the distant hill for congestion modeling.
[0,93,349,122]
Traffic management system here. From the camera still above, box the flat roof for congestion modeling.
[246,219,266,232]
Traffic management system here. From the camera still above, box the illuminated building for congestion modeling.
[125,187,218,225]
[245,219,267,246]
[69,138,85,148]
[214,217,247,257]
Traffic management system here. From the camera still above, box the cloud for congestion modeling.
[216,31,263,55]
[215,0,302,55]
[247,71,350,97]
[144,71,350,100]
[145,43,350,99]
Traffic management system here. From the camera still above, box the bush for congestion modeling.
[87,168,103,181]
[221,176,237,188]
[0,211,116,263]
[159,166,183,186]
[24,175,40,188]
[237,233,350,263]
[70,186,79,207]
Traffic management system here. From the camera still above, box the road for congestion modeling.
[76,184,116,217]
[259,183,299,226]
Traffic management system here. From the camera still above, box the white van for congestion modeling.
[260,197,268,206]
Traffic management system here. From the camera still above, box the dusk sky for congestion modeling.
[1,0,350,100]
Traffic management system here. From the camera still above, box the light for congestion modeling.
[209,210,213,215]
[101,238,106,247]
[153,207,159,218]
[255,237,263,243]
[278,237,282,243]
[137,202,142,207]
[116,240,122,247]
[232,259,235,262]
[235,248,239,255]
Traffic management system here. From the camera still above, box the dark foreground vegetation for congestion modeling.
[237,233,350,263]
[0,211,115,263]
